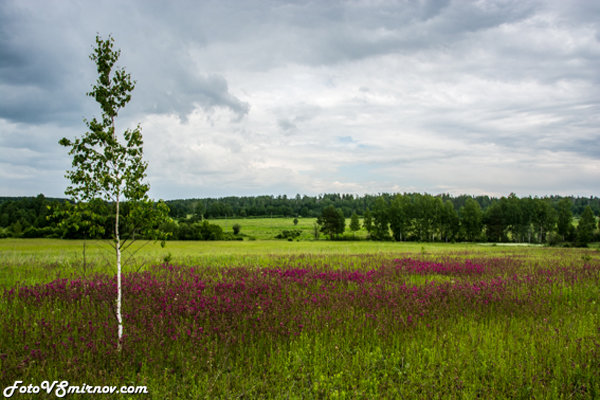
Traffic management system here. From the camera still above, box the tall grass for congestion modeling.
[1,242,599,398]
[0,238,494,287]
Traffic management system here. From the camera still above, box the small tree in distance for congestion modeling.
[60,35,168,351]
[576,206,596,247]
[363,209,373,236]
[312,222,320,240]
[460,198,483,242]
[317,205,345,239]
[349,212,361,236]
[556,198,572,241]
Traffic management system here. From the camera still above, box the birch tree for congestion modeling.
[60,34,166,351]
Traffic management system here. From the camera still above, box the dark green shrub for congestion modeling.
[546,232,562,246]
[233,223,242,235]
[275,229,302,240]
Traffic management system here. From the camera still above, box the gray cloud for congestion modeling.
[221,0,537,66]
[137,70,249,122]
[277,118,297,135]
[1,0,599,198]
[0,3,90,124]
[0,0,249,125]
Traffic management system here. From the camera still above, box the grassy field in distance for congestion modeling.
[206,216,370,240]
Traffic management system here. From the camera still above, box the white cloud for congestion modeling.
[1,0,599,198]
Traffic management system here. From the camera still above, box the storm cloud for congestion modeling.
[1,0,599,198]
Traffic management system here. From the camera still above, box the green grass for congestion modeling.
[207,217,370,240]
[0,238,432,287]
[208,217,321,240]
[1,239,600,398]
[4,238,594,288]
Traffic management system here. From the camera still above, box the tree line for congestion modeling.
[0,193,598,245]
[317,194,598,246]
[0,195,231,241]
[166,193,600,220]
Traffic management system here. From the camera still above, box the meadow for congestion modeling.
[1,238,599,399]
[208,217,326,240]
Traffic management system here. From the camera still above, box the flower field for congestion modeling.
[1,244,599,398]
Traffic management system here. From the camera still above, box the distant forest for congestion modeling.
[0,193,598,244]
[164,193,600,219]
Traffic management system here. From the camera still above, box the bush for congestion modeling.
[198,221,224,240]
[232,223,242,235]
[222,233,243,241]
[332,233,363,241]
[176,221,224,240]
[275,229,302,240]
[546,232,562,247]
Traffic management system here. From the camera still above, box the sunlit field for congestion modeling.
[0,239,487,287]
[1,239,599,398]
[208,217,327,240]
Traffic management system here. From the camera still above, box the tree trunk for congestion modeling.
[115,196,123,351]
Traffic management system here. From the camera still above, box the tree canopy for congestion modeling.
[1,193,598,246]
[317,205,345,239]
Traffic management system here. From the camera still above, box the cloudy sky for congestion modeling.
[1,0,599,200]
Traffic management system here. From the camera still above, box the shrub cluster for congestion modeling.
[275,229,302,240]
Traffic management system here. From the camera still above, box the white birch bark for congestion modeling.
[116,194,123,351]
